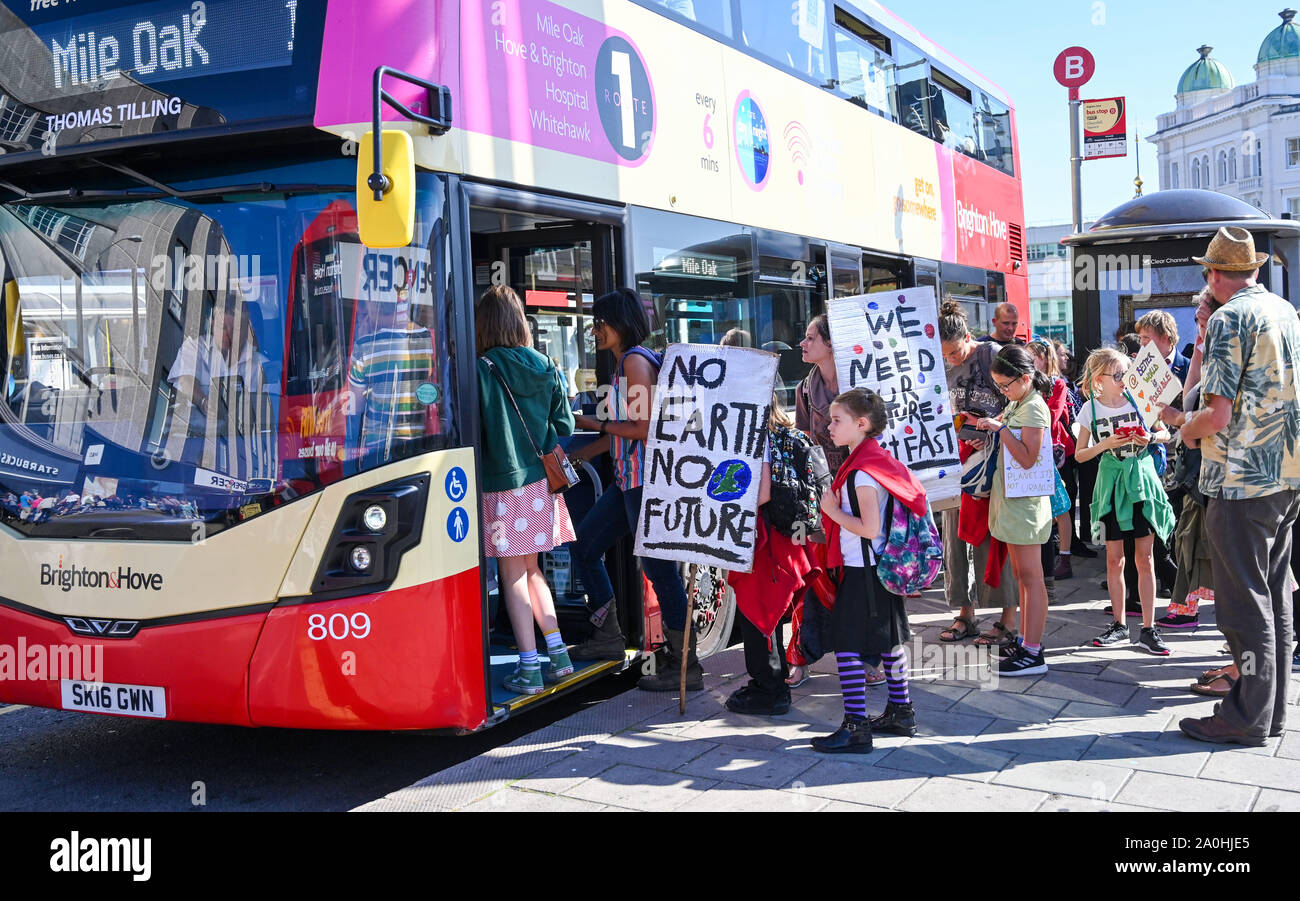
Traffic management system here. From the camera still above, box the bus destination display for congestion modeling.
[0,0,318,153]
[34,0,296,93]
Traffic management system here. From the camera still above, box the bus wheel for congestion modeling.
[681,564,736,659]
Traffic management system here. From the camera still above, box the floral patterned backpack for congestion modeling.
[847,486,943,596]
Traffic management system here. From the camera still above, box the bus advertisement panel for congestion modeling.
[312,0,1023,283]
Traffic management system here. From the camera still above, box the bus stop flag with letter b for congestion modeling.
[636,345,779,574]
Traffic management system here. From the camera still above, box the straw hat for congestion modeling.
[1193,226,1269,272]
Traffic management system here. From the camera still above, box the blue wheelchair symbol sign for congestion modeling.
[445,467,467,502]
[447,507,468,543]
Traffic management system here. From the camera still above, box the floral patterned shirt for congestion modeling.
[1199,284,1300,500]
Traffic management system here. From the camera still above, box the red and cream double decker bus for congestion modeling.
[0,0,1025,731]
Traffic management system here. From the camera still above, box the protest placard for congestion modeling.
[635,344,779,573]
[827,287,959,504]
[1124,342,1182,428]
[1002,427,1054,498]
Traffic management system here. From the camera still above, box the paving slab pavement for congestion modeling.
[356,549,1300,812]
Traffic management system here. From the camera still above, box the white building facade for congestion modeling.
[1151,10,1300,216]
[1027,224,1074,346]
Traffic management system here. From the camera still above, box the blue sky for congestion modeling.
[897,0,1291,225]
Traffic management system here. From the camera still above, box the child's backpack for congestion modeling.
[763,426,831,539]
[875,494,944,596]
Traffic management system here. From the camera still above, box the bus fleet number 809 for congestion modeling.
[306,612,371,641]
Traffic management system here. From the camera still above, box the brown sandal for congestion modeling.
[1191,671,1236,697]
[973,621,1013,647]
[939,616,979,642]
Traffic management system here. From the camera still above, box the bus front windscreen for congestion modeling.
[0,176,455,540]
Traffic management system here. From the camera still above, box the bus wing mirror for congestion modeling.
[357,67,453,249]
[357,129,416,249]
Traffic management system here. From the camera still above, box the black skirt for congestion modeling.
[831,565,911,659]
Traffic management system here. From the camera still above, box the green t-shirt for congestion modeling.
[989,392,1053,545]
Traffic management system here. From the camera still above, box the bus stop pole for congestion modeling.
[1070,92,1083,234]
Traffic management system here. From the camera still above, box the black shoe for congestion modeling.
[1090,621,1129,647]
[725,684,791,716]
[1071,541,1098,558]
[1293,645,1300,672]
[1103,601,1143,618]
[1156,612,1200,629]
[571,601,628,661]
[869,701,917,737]
[998,643,1048,677]
[1136,626,1171,656]
[811,714,873,754]
[637,628,704,692]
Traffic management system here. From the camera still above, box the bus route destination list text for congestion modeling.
[475,0,653,165]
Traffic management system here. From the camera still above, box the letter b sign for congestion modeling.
[1053,47,1095,90]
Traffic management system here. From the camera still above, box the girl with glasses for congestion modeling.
[969,345,1055,676]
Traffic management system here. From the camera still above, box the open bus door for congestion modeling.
[468,204,654,719]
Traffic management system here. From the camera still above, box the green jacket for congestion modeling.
[477,346,574,493]
[1092,451,1175,544]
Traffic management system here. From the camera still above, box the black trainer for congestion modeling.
[869,701,917,737]
[1136,626,1171,656]
[811,714,873,754]
[1103,599,1143,618]
[724,683,791,716]
[1071,541,1099,558]
[1090,621,1129,647]
[998,643,1048,677]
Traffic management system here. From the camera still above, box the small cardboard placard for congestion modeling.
[1124,343,1182,428]
[1002,427,1054,499]
[635,344,779,573]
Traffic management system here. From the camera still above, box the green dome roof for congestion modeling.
[1258,9,1300,62]
[1178,45,1234,93]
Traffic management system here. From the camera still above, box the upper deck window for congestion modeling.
[893,42,931,137]
[739,0,831,82]
[930,68,978,158]
[832,7,896,118]
[978,93,1015,177]
[641,0,733,38]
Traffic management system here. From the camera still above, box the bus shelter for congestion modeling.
[1063,189,1300,357]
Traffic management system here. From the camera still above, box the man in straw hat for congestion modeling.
[1161,226,1300,746]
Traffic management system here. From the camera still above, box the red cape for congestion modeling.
[728,518,819,637]
[820,439,928,571]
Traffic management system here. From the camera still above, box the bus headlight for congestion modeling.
[292,474,431,603]
[349,546,373,572]
[362,504,388,533]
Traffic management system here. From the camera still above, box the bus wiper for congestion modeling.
[0,178,165,204]
[95,161,350,200]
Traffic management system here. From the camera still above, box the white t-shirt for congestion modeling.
[1083,394,1144,460]
[839,470,890,566]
